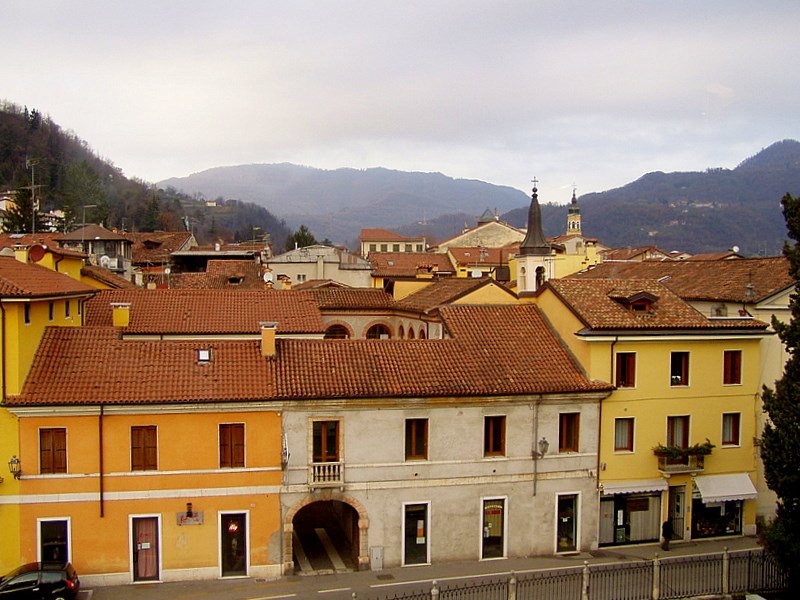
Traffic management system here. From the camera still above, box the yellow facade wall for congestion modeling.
[452,284,518,305]
[16,409,283,581]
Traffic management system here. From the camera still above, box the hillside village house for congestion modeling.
[534,278,769,545]
[266,244,372,288]
[359,229,426,257]
[56,224,133,282]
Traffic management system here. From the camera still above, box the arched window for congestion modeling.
[398,325,405,339]
[419,328,426,340]
[535,266,546,290]
[324,324,350,339]
[408,328,415,339]
[519,267,526,291]
[366,324,391,339]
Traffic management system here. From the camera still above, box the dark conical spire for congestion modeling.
[519,181,550,255]
[568,185,580,215]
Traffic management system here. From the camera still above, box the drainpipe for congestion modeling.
[99,403,105,517]
[532,400,541,496]
[53,253,64,273]
[0,303,6,403]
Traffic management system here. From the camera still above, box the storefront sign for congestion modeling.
[177,511,204,526]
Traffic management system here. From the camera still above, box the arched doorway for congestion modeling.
[288,499,366,574]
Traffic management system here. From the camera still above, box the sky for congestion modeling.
[3,1,799,205]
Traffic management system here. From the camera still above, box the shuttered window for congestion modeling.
[131,426,158,471]
[220,423,245,468]
[40,428,67,474]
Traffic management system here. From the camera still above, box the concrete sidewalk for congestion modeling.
[85,535,762,600]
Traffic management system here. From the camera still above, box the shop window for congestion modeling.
[722,413,740,446]
[484,416,506,456]
[220,423,245,468]
[614,418,634,452]
[559,413,580,453]
[482,498,506,558]
[40,428,67,474]
[131,426,158,471]
[615,352,636,388]
[723,350,742,385]
[670,352,689,386]
[405,418,428,460]
[556,494,578,552]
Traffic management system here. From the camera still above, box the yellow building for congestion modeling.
[535,277,768,545]
[7,328,284,585]
[0,253,97,573]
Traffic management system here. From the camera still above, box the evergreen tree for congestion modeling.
[761,192,800,593]
[285,224,317,251]
[3,180,46,233]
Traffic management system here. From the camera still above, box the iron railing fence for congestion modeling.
[368,547,786,600]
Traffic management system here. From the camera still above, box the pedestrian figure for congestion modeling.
[661,520,673,551]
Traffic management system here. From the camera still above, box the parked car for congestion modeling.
[0,562,80,599]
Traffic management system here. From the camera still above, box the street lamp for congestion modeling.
[252,226,261,245]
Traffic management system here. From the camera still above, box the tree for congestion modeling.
[3,180,46,233]
[761,192,800,593]
[285,224,317,251]
[57,161,108,229]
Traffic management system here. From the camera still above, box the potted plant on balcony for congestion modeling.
[652,443,685,460]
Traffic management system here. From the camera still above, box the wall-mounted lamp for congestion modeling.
[186,502,193,518]
[8,455,21,479]
[536,437,549,459]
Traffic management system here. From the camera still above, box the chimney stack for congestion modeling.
[259,321,278,358]
[111,302,131,327]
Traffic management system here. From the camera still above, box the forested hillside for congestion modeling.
[0,101,290,246]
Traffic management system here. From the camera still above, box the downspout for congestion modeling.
[99,403,105,517]
[53,253,64,273]
[532,399,540,496]
[1,303,6,403]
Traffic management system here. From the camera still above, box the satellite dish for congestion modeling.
[731,246,740,253]
[100,255,111,268]
[28,244,46,262]
[164,267,171,275]
[470,269,482,278]
[263,272,273,282]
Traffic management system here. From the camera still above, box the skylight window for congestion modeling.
[197,349,212,363]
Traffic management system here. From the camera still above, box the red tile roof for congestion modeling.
[360,228,422,243]
[447,246,516,266]
[0,233,87,259]
[10,304,610,406]
[545,278,768,331]
[0,256,97,297]
[81,265,137,289]
[369,252,455,277]
[84,289,325,334]
[396,277,515,313]
[56,224,129,242]
[305,288,396,310]
[293,279,348,290]
[571,257,793,303]
[126,231,195,264]
[600,246,671,261]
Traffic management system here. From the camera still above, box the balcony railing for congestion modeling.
[657,454,705,474]
[309,461,344,487]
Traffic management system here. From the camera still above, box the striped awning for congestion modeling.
[601,478,668,495]
[694,473,758,503]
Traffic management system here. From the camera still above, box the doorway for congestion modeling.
[481,498,506,559]
[403,503,429,565]
[131,516,160,581]
[669,485,686,541]
[220,512,248,577]
[556,494,579,553]
[39,519,69,562]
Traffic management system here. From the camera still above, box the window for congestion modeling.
[297,273,306,282]
[65,300,70,318]
[24,304,30,324]
[312,421,339,463]
[369,244,377,252]
[48,302,54,321]
[416,244,423,252]
[404,244,412,252]
[405,418,428,460]
[484,416,506,456]
[614,418,634,452]
[723,350,742,385]
[670,352,689,386]
[722,413,741,446]
[380,244,388,251]
[366,324,391,339]
[220,423,245,468]
[393,244,400,251]
[131,426,158,471]
[40,428,67,474]
[559,413,580,453]
[667,416,690,449]
[324,324,350,339]
[615,353,636,388]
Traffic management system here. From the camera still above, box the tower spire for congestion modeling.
[519,179,550,255]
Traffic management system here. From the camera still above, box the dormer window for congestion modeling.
[197,349,211,363]
[227,276,243,285]
[630,301,651,314]
[609,290,659,316]
[143,240,162,250]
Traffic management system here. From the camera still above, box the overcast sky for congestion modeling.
[3,1,799,204]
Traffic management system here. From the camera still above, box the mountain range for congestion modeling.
[161,141,800,255]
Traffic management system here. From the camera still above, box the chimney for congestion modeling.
[111,302,131,327]
[259,321,278,358]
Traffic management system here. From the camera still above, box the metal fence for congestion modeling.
[369,548,786,600]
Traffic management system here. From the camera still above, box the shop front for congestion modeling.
[691,473,757,539]
[599,479,666,546]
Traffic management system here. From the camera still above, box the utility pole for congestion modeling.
[26,158,40,234]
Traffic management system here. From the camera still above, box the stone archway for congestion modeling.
[283,491,370,574]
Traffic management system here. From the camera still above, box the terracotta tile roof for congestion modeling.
[81,265,137,289]
[293,279,348,290]
[545,278,768,331]
[305,288,396,309]
[571,257,793,303]
[10,305,610,406]
[396,277,514,313]
[684,251,743,261]
[167,261,264,290]
[126,231,195,264]
[360,228,421,243]
[84,289,325,334]
[0,256,97,297]
[56,224,129,242]
[370,252,455,277]
[0,233,87,258]
[600,246,671,261]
